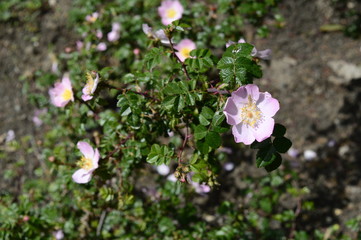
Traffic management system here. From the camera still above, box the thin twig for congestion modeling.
[105,133,133,160]
[168,37,191,80]
[177,125,190,164]
[96,210,107,237]
[288,198,302,239]
[74,95,97,114]
[207,88,230,95]
[103,82,159,101]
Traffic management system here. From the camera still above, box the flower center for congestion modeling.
[78,156,94,171]
[180,47,191,59]
[166,8,177,19]
[240,95,263,128]
[62,89,73,101]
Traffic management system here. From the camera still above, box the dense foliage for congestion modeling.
[1,0,360,239]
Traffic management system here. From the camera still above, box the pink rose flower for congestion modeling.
[174,39,196,62]
[223,84,280,145]
[49,74,74,107]
[85,12,99,23]
[96,42,107,51]
[107,23,121,42]
[72,141,100,184]
[158,0,184,25]
[82,72,99,101]
[226,38,272,60]
[96,29,103,39]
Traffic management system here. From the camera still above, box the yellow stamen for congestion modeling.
[77,156,94,171]
[180,47,191,59]
[240,95,263,128]
[62,89,73,101]
[166,8,177,18]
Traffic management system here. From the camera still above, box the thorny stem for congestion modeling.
[103,82,159,101]
[207,88,230,95]
[177,125,190,164]
[74,95,97,114]
[167,37,191,81]
[105,133,133,160]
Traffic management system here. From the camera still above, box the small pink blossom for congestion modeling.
[158,0,184,25]
[72,141,100,184]
[85,12,99,23]
[187,173,211,194]
[32,108,47,127]
[223,84,280,145]
[96,42,107,51]
[107,23,121,42]
[133,48,140,55]
[76,41,84,51]
[174,39,196,62]
[96,29,103,39]
[82,72,99,101]
[49,74,74,108]
[226,38,272,60]
[53,230,64,240]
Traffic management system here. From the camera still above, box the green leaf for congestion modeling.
[251,138,272,149]
[200,106,214,119]
[196,141,211,154]
[162,82,185,95]
[185,49,214,73]
[144,47,164,70]
[273,137,292,153]
[146,144,174,165]
[199,114,210,126]
[211,112,225,126]
[205,131,221,149]
[194,125,208,140]
[272,123,286,137]
[256,144,277,168]
[265,153,282,172]
[163,95,178,111]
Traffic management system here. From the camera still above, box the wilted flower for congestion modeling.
[223,84,280,145]
[158,0,184,25]
[142,24,170,46]
[82,72,99,101]
[226,38,272,60]
[49,74,74,107]
[107,23,121,42]
[85,12,99,23]
[174,39,196,62]
[72,141,99,184]
[96,42,107,51]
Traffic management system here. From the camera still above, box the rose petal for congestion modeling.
[245,84,260,101]
[253,117,275,142]
[72,168,92,184]
[232,123,256,145]
[223,98,241,125]
[92,148,100,168]
[77,141,94,159]
[257,93,280,118]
